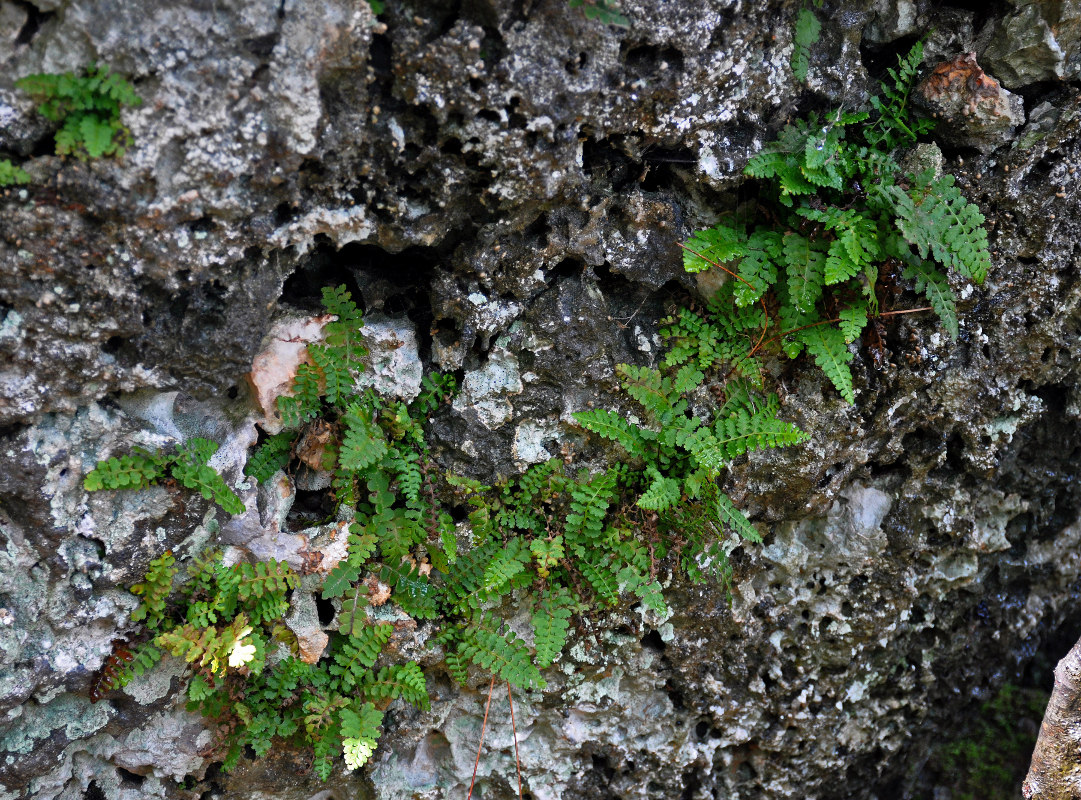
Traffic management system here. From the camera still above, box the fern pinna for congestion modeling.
[685,40,990,405]
[86,437,245,515]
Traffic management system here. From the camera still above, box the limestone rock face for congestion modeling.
[3,1,1081,799]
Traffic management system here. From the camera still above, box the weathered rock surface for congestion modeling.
[3,1,1081,799]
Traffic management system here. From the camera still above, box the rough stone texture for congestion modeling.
[3,0,1081,799]
[983,0,1081,89]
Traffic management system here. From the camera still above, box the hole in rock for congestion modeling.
[286,487,336,531]
[858,34,922,84]
[621,42,684,77]
[116,768,145,787]
[640,629,665,651]
[15,2,53,45]
[315,594,336,626]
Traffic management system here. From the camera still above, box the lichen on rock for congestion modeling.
[4,0,1081,799]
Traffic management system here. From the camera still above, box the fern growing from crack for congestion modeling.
[684,41,989,403]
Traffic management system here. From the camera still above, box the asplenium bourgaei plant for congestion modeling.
[85,279,807,779]
[16,64,141,160]
[680,41,990,404]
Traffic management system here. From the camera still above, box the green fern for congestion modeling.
[381,561,439,619]
[532,587,577,668]
[568,0,630,26]
[339,403,389,471]
[481,537,532,594]
[170,438,246,515]
[85,449,166,491]
[866,39,935,150]
[245,433,294,484]
[278,363,323,427]
[337,584,369,638]
[798,324,856,403]
[362,662,429,710]
[114,642,163,687]
[888,173,992,283]
[130,551,177,629]
[0,159,30,187]
[791,7,822,83]
[16,64,141,160]
[340,702,383,771]
[637,467,681,512]
[455,616,545,690]
[572,409,647,457]
[329,625,393,691]
[903,260,958,339]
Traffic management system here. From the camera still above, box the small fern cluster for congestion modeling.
[100,285,806,779]
[0,159,30,187]
[85,437,245,515]
[16,64,140,160]
[113,548,424,780]
[685,41,990,404]
[107,550,297,693]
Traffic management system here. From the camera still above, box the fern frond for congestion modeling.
[731,228,782,307]
[442,541,500,613]
[532,586,577,668]
[340,403,388,472]
[171,438,246,515]
[573,409,647,457]
[329,625,394,691]
[322,555,362,601]
[381,561,439,619]
[85,449,166,491]
[578,555,620,605]
[457,617,545,690]
[904,260,958,339]
[887,174,991,283]
[716,379,755,418]
[616,365,675,421]
[130,551,177,629]
[245,432,294,484]
[790,7,821,83]
[278,362,323,428]
[838,301,870,343]
[797,205,882,286]
[115,642,163,687]
[339,702,383,771]
[682,222,745,273]
[746,150,814,201]
[712,406,809,459]
[797,324,855,403]
[310,344,350,408]
[362,662,429,710]
[714,491,761,543]
[336,584,370,638]
[637,467,681,511]
[782,231,826,313]
[388,448,424,504]
[320,285,368,398]
[481,537,531,595]
[565,470,617,549]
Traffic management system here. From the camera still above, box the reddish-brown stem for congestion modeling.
[507,682,523,799]
[752,306,933,352]
[679,242,770,355]
[467,675,497,800]
[879,306,933,317]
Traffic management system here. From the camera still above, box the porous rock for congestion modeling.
[3,1,1081,799]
